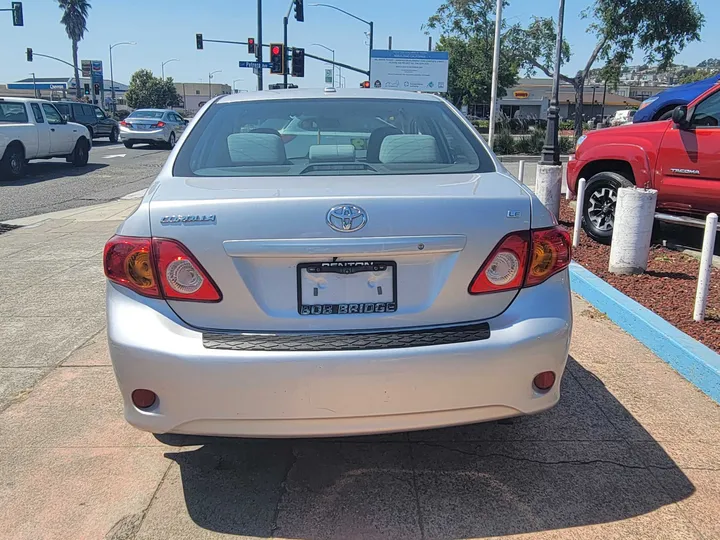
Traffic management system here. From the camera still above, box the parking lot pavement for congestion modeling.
[1,202,719,540]
[0,142,169,222]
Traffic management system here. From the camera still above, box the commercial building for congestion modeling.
[174,82,231,113]
[0,76,128,108]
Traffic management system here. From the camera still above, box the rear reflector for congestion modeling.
[468,226,571,295]
[104,235,222,302]
[131,389,157,409]
[533,371,556,391]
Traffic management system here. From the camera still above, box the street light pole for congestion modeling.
[233,78,245,93]
[309,4,372,76]
[109,41,135,114]
[30,72,37,98]
[311,43,335,87]
[161,58,179,80]
[487,0,502,149]
[208,70,221,100]
[256,0,263,91]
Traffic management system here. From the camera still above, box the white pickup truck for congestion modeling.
[0,97,92,180]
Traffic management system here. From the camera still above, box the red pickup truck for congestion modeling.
[567,83,720,244]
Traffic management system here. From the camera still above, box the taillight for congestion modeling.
[103,237,160,298]
[526,227,571,286]
[152,238,222,302]
[468,226,571,294]
[103,236,222,302]
[469,232,530,294]
[156,121,165,128]
[280,134,296,144]
[120,120,127,127]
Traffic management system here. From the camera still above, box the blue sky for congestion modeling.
[1,0,718,91]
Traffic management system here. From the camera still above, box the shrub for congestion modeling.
[560,120,574,131]
[559,136,575,154]
[514,136,533,154]
[492,129,515,155]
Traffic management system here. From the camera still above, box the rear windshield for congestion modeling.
[129,110,165,119]
[0,102,29,123]
[173,98,495,177]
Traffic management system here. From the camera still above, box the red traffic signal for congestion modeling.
[269,43,285,74]
[272,46,280,55]
[361,81,370,88]
[248,38,255,55]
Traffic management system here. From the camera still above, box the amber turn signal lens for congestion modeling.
[530,238,559,279]
[126,250,155,289]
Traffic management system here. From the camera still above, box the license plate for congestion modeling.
[297,261,397,316]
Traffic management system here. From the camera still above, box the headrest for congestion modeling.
[308,144,356,163]
[379,134,439,164]
[226,133,286,164]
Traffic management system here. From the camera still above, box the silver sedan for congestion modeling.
[104,88,572,438]
[119,109,187,149]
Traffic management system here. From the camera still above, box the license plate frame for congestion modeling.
[297,261,397,316]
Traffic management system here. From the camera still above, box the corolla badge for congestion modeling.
[326,204,367,233]
[160,214,216,224]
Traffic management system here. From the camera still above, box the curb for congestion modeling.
[497,155,571,163]
[569,262,720,404]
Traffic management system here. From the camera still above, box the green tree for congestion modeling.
[509,0,704,138]
[678,69,720,84]
[424,0,519,108]
[58,0,91,99]
[125,69,182,109]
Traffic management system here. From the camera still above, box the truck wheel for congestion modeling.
[123,141,134,149]
[71,138,90,167]
[109,127,119,143]
[1,143,26,180]
[582,172,633,245]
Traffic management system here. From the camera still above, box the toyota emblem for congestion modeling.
[326,204,367,233]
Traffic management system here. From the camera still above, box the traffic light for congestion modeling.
[361,81,370,88]
[84,83,90,96]
[25,47,32,61]
[269,43,284,74]
[247,37,255,55]
[196,33,203,50]
[12,2,23,26]
[93,82,100,95]
[293,0,304,22]
[291,48,305,77]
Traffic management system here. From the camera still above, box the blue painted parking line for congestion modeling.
[569,262,720,404]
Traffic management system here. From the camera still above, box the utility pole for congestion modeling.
[257,0,263,90]
[388,36,392,50]
[283,15,289,87]
[30,72,37,98]
[428,36,432,52]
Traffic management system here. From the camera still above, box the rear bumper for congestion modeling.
[119,128,166,143]
[107,272,572,437]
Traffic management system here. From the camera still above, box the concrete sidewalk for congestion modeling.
[0,200,719,540]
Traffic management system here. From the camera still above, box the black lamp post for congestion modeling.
[540,0,566,166]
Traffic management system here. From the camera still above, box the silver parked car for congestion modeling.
[104,89,572,438]
[119,109,187,149]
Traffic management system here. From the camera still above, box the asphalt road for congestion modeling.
[0,141,169,221]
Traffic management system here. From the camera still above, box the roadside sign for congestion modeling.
[81,60,91,77]
[239,60,272,69]
[325,68,333,84]
[369,49,449,93]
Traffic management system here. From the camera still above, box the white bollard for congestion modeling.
[535,163,562,219]
[608,187,658,275]
[517,160,525,184]
[693,212,718,322]
[572,178,586,249]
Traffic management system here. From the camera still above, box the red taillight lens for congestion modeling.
[104,236,222,302]
[156,121,165,128]
[152,238,222,302]
[104,236,160,298]
[526,227,571,286]
[468,226,571,294]
[469,232,530,294]
[280,134,296,144]
[120,120,127,127]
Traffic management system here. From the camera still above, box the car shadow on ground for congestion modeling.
[154,356,694,539]
[0,162,109,186]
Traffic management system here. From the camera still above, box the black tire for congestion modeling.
[166,132,176,150]
[123,141,134,149]
[1,143,26,180]
[582,171,633,244]
[657,109,675,121]
[87,127,94,140]
[109,127,119,143]
[71,138,90,167]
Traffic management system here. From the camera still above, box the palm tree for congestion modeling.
[58,0,91,99]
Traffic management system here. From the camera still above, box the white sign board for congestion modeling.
[370,50,449,93]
